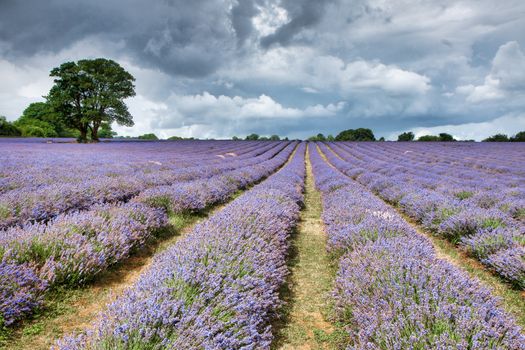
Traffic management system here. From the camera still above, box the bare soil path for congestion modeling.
[272,145,336,350]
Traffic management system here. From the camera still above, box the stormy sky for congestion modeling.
[1,0,525,140]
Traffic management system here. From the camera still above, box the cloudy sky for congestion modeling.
[1,0,525,140]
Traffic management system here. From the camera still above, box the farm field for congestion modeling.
[0,140,524,349]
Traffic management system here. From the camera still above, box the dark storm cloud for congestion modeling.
[0,0,237,77]
[231,0,259,46]
[260,0,333,48]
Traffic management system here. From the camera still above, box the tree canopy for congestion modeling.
[46,58,135,142]
[439,133,455,142]
[13,102,78,138]
[511,131,525,142]
[418,133,455,142]
[483,133,509,142]
[335,128,376,141]
[0,116,21,136]
[483,131,525,142]
[397,131,415,141]
[138,133,159,140]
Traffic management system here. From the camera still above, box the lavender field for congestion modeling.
[0,139,524,349]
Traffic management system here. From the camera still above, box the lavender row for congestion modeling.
[56,143,306,349]
[309,145,524,349]
[332,142,523,198]
[337,141,525,181]
[132,142,297,213]
[0,141,287,229]
[329,142,524,224]
[0,203,167,326]
[0,140,264,192]
[0,143,296,326]
[321,142,525,288]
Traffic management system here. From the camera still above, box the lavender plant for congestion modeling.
[55,143,306,349]
[321,141,525,288]
[309,144,525,349]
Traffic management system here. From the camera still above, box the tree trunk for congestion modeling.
[91,126,99,142]
[79,128,88,143]
[91,122,100,142]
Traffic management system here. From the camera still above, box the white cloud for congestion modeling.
[340,60,430,95]
[252,3,289,37]
[0,59,51,118]
[153,92,345,128]
[457,41,525,103]
[226,46,430,96]
[391,113,525,141]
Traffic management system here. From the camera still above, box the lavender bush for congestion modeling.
[321,141,525,288]
[55,143,306,349]
[0,141,288,229]
[0,141,296,327]
[309,144,525,349]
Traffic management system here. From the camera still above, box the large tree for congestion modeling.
[46,58,135,142]
[335,128,376,141]
[397,131,415,141]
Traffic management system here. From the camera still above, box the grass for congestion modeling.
[271,146,340,350]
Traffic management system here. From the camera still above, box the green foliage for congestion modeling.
[22,323,44,336]
[483,133,509,142]
[378,136,385,141]
[418,133,455,142]
[0,116,21,136]
[269,134,280,141]
[438,133,455,142]
[15,102,77,137]
[97,122,117,138]
[327,134,335,141]
[335,128,376,141]
[259,136,269,141]
[308,133,327,141]
[455,191,474,200]
[138,133,159,140]
[167,136,194,141]
[245,133,259,140]
[14,118,58,137]
[232,136,241,141]
[46,58,135,142]
[397,131,415,141]
[510,131,525,142]
[482,131,525,142]
[418,135,441,141]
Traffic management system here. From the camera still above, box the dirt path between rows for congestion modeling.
[272,145,335,350]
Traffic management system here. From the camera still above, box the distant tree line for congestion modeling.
[232,134,288,141]
[396,132,456,142]
[482,132,525,142]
